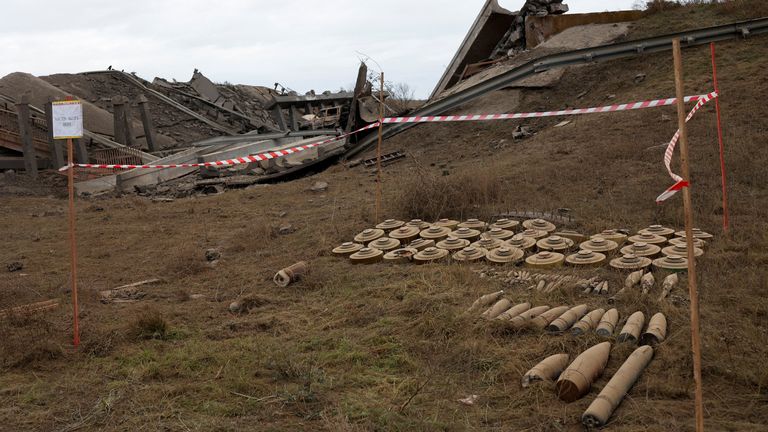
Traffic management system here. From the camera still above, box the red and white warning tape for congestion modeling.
[60,93,713,171]
[380,95,709,124]
[655,91,718,203]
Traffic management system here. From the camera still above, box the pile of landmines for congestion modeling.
[475,268,682,302]
[467,290,667,343]
[333,218,712,271]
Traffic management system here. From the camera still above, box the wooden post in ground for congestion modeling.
[137,95,158,152]
[113,95,128,145]
[66,134,80,348]
[672,38,705,432]
[375,72,384,222]
[15,95,37,178]
[44,99,65,169]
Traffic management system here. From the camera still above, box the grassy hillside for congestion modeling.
[1,3,767,431]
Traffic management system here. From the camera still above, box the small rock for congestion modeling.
[634,73,647,84]
[7,261,23,272]
[309,181,328,192]
[606,94,616,100]
[205,249,221,262]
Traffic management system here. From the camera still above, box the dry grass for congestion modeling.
[1,4,768,431]
[393,166,505,221]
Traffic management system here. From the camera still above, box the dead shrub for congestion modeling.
[392,167,504,221]
[128,309,169,340]
[12,341,63,368]
[81,328,123,357]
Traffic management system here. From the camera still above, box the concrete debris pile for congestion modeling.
[491,1,569,59]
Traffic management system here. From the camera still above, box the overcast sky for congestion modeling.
[1,0,638,98]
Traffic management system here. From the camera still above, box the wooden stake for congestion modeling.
[67,135,80,348]
[375,72,384,222]
[672,38,704,432]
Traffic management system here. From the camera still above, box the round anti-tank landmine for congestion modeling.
[332,242,363,257]
[525,251,565,269]
[490,218,520,230]
[537,235,574,252]
[520,228,548,240]
[452,246,487,263]
[487,246,524,264]
[591,229,627,245]
[485,227,514,241]
[674,228,714,240]
[522,218,557,233]
[413,247,449,264]
[504,234,537,251]
[653,254,689,271]
[407,238,436,251]
[419,225,452,241]
[434,218,460,230]
[389,226,421,243]
[662,244,704,258]
[375,219,405,231]
[451,227,482,241]
[553,230,588,243]
[580,237,619,253]
[367,237,401,252]
[471,237,503,250]
[669,237,707,249]
[627,233,668,245]
[405,219,430,230]
[620,242,662,258]
[458,218,487,230]
[565,249,606,267]
[638,224,675,237]
[349,247,383,264]
[383,248,419,264]
[436,237,470,252]
[353,228,385,243]
[609,254,652,271]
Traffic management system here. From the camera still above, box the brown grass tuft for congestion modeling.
[392,165,504,221]
[128,309,169,340]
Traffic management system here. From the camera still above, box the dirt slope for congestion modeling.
[1,3,768,431]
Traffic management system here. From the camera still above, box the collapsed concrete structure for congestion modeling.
[0,63,391,196]
[429,0,643,99]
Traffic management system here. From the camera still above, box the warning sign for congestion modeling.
[52,100,84,139]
